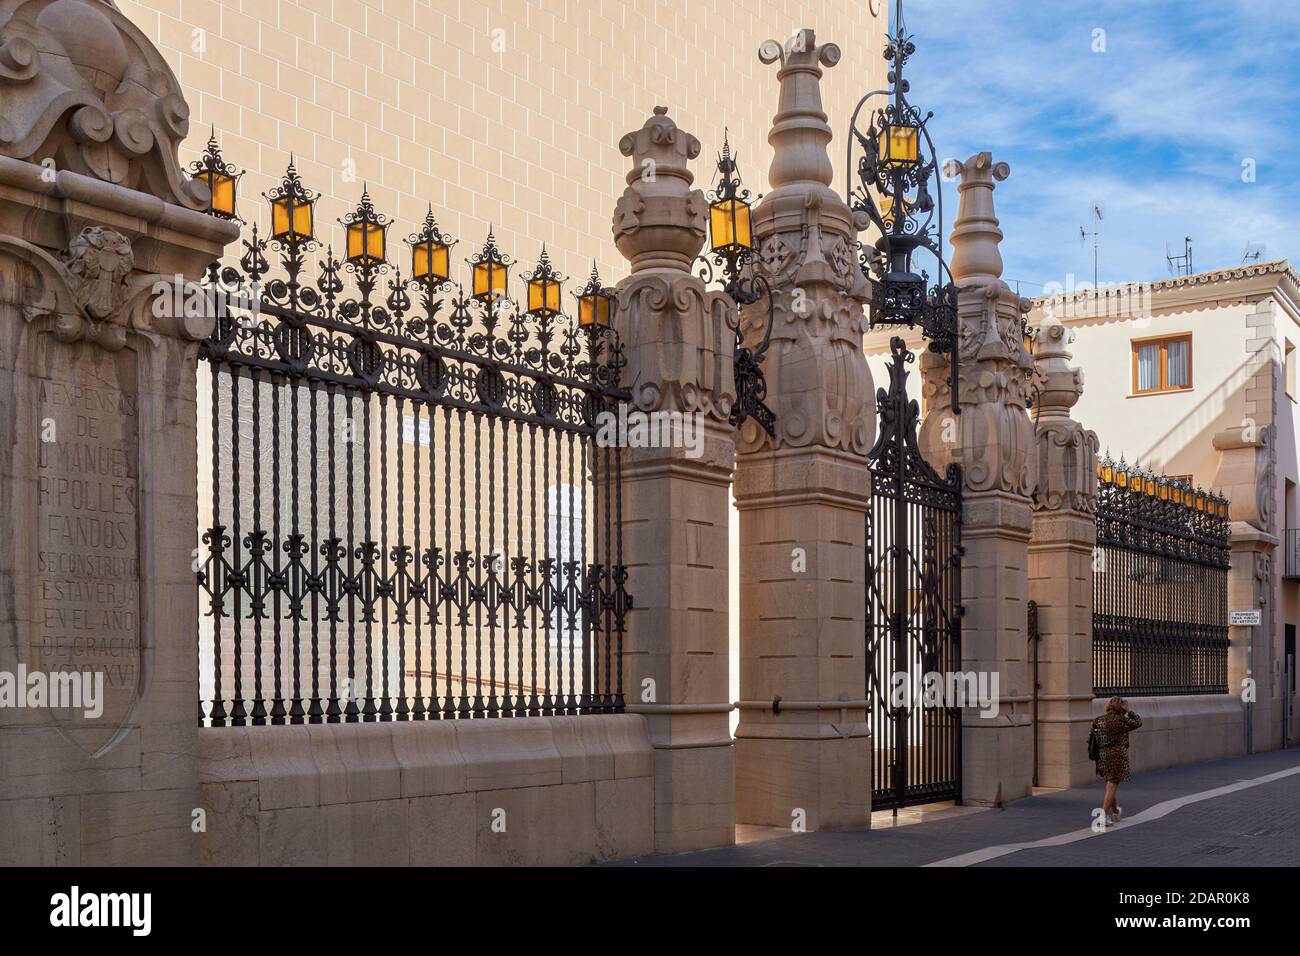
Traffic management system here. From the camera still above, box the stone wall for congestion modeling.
[1094,696,1245,776]
[199,715,654,866]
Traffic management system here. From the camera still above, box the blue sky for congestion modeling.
[893,0,1300,295]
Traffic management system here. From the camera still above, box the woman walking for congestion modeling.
[1092,696,1141,825]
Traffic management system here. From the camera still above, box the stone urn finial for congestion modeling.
[947,152,1010,287]
[758,29,841,193]
[1033,317,1083,419]
[612,106,707,272]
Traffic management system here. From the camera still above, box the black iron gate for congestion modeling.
[866,337,963,809]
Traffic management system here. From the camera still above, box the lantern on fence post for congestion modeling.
[469,228,511,303]
[267,159,317,243]
[576,263,614,328]
[341,187,390,268]
[708,134,753,261]
[191,129,242,221]
[524,248,565,318]
[408,207,455,289]
[1098,453,1115,486]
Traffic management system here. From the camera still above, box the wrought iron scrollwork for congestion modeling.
[865,335,962,810]
[848,0,960,412]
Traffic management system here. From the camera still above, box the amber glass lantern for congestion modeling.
[710,195,752,253]
[524,249,564,318]
[341,188,390,267]
[407,207,455,289]
[470,228,511,302]
[267,160,316,243]
[1099,455,1115,485]
[576,264,614,328]
[1115,459,1129,489]
[191,130,242,221]
[878,122,920,170]
[708,134,753,255]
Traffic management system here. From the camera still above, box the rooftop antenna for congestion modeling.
[1242,242,1263,264]
[1167,236,1194,277]
[1079,202,1103,287]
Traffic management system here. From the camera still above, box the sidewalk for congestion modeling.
[608,748,1300,867]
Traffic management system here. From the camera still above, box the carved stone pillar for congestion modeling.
[732,30,876,831]
[920,153,1037,806]
[1213,423,1279,753]
[0,0,238,864]
[611,107,738,853]
[1027,318,1099,788]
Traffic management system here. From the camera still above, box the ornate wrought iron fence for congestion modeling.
[1092,456,1230,697]
[193,149,629,726]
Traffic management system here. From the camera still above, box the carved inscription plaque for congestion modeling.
[30,338,142,752]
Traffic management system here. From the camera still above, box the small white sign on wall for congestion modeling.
[1230,610,1262,626]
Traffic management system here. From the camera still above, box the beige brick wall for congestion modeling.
[138,0,888,718]
[121,0,888,287]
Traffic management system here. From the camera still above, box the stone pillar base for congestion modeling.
[649,742,735,853]
[1035,708,1096,789]
[735,727,870,830]
[962,716,1034,806]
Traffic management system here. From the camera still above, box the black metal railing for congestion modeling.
[1284,529,1300,580]
[1092,457,1230,697]
[194,161,630,726]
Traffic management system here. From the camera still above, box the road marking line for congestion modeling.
[924,762,1300,867]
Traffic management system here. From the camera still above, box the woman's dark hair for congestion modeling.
[1106,696,1125,714]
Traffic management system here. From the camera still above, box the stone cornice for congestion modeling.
[1028,259,1300,323]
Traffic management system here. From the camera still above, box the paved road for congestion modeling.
[608,748,1300,867]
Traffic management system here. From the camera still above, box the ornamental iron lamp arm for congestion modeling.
[847,0,959,413]
[698,133,776,437]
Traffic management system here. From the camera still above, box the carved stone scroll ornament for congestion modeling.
[735,28,874,456]
[0,0,207,209]
[1212,422,1276,534]
[1254,551,1272,608]
[931,152,1038,497]
[0,227,210,350]
[616,272,736,424]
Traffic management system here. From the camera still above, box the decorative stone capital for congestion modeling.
[613,272,736,426]
[738,29,873,456]
[613,106,707,272]
[0,0,207,210]
[1031,316,1098,513]
[0,220,228,351]
[1213,423,1276,533]
[922,152,1036,498]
